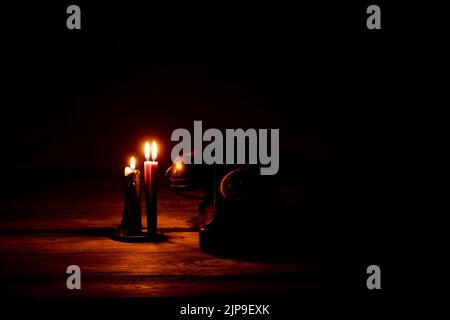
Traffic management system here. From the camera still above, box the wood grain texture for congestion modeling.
[0,177,328,298]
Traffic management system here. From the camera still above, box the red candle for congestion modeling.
[144,141,158,237]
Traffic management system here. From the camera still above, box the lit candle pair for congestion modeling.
[121,141,159,238]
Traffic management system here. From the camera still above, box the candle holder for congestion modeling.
[111,168,165,243]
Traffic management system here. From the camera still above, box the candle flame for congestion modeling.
[151,141,158,161]
[130,157,136,170]
[124,167,132,176]
[144,142,150,161]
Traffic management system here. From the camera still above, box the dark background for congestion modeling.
[2,2,391,170]
[0,1,399,314]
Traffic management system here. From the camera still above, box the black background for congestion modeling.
[2,2,391,170]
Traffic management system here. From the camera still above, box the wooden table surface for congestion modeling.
[0,176,329,299]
